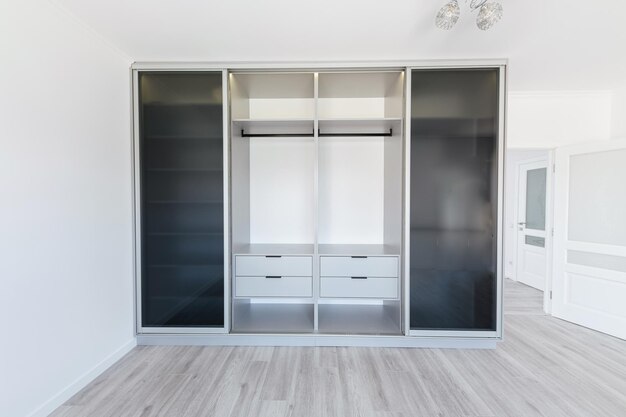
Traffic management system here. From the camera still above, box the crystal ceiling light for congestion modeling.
[476,2,503,30]
[435,0,503,31]
[435,0,461,30]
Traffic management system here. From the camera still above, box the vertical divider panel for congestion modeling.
[132,69,142,334]
[313,72,320,332]
[402,68,412,335]
[382,71,405,331]
[496,66,506,338]
[223,69,231,333]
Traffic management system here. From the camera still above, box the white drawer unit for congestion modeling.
[235,276,313,298]
[235,255,313,277]
[320,256,399,278]
[320,276,398,299]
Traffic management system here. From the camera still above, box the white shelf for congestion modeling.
[230,72,315,120]
[232,302,314,334]
[233,243,315,256]
[318,71,404,99]
[317,244,401,256]
[318,117,402,122]
[318,304,402,335]
[234,118,400,122]
[317,71,404,120]
[232,118,314,123]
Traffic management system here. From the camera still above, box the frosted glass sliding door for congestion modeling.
[409,69,500,331]
[138,72,224,328]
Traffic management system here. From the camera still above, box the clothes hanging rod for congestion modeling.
[240,128,393,138]
[318,128,393,137]
[241,129,314,138]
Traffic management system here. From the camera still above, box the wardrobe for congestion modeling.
[134,62,505,347]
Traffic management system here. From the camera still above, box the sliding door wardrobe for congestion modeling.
[133,63,505,346]
[407,68,502,337]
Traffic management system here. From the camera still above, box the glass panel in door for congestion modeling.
[516,161,548,290]
[525,168,547,231]
[139,72,224,327]
[409,69,499,331]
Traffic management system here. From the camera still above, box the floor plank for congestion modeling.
[50,280,626,417]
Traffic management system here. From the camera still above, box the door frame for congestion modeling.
[515,158,548,290]
[512,152,555,313]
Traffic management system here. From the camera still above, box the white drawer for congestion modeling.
[320,256,398,277]
[235,256,312,277]
[235,276,313,298]
[320,277,398,299]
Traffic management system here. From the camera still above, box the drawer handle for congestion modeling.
[351,256,367,259]
[265,255,282,258]
[265,275,282,279]
[351,276,368,280]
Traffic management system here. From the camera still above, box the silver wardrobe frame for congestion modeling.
[131,60,507,348]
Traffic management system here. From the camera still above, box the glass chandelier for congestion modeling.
[435,0,503,31]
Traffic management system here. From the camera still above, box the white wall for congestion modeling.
[0,1,134,417]
[504,150,550,280]
[612,82,626,138]
[507,91,612,149]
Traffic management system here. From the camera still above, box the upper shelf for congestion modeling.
[230,72,315,120]
[318,71,404,120]
[230,70,405,122]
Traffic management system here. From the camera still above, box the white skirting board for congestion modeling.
[27,338,137,417]
[137,334,497,349]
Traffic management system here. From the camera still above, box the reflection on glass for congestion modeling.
[139,72,224,327]
[410,69,499,331]
[525,168,546,231]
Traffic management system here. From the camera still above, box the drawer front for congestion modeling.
[235,256,312,277]
[320,256,398,278]
[235,276,313,298]
[320,277,398,299]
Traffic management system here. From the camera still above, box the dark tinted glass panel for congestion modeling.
[410,69,499,331]
[139,72,224,327]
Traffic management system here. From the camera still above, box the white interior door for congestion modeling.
[552,139,626,339]
[516,160,548,290]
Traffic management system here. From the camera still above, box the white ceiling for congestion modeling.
[55,0,626,91]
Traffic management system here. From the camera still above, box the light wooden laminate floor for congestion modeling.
[51,280,626,417]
